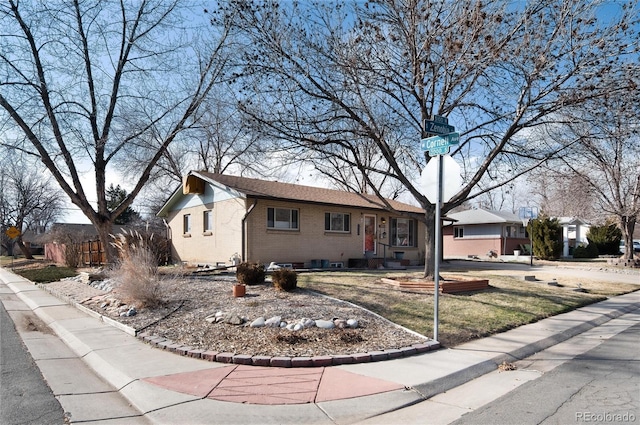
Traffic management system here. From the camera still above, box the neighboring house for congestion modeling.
[557,217,590,257]
[156,172,426,268]
[443,208,530,258]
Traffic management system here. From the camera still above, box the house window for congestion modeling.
[505,225,515,237]
[183,214,191,234]
[325,212,350,232]
[391,218,416,247]
[203,210,213,234]
[454,226,464,238]
[267,207,299,230]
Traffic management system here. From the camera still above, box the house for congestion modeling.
[156,172,426,268]
[558,217,590,257]
[443,208,530,258]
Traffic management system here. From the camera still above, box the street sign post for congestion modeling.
[420,116,459,342]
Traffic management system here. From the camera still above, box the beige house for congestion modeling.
[157,172,426,268]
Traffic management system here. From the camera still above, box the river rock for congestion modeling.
[315,319,335,329]
[265,316,282,327]
[347,319,359,328]
[250,317,265,328]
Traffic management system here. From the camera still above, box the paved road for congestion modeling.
[0,302,65,425]
[452,321,640,425]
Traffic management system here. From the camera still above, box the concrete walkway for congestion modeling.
[1,266,639,424]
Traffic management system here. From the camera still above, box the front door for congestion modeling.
[364,215,376,255]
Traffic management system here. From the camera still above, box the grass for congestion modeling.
[13,265,78,283]
[1,256,77,283]
[298,269,640,347]
[4,256,638,348]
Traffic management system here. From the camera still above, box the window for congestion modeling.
[267,207,299,230]
[454,226,464,238]
[391,218,416,247]
[203,210,213,234]
[183,214,191,234]
[325,212,350,232]
[505,225,515,237]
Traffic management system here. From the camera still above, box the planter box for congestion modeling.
[381,277,490,293]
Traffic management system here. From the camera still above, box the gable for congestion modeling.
[157,179,242,217]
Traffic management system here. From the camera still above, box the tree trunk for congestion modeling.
[15,237,34,259]
[422,210,436,279]
[92,219,117,266]
[620,216,637,261]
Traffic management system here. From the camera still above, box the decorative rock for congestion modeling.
[280,321,287,328]
[204,315,217,324]
[286,323,296,331]
[224,314,244,325]
[250,317,265,328]
[265,316,282,327]
[315,319,335,329]
[334,319,347,329]
[293,323,303,331]
[126,307,137,316]
[300,318,315,328]
[347,319,359,329]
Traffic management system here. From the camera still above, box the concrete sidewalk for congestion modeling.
[1,266,639,424]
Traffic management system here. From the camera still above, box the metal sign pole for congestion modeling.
[433,154,443,342]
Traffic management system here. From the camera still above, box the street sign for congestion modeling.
[5,226,20,239]
[420,154,462,204]
[427,145,450,155]
[421,132,460,156]
[424,121,455,135]
[431,114,448,124]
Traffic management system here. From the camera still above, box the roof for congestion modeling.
[158,171,424,216]
[446,208,523,225]
[557,217,590,226]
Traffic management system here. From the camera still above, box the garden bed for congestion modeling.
[381,276,490,293]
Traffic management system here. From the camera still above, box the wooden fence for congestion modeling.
[81,240,107,266]
[78,239,170,267]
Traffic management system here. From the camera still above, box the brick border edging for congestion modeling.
[137,331,441,367]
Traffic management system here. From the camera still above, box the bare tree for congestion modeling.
[0,154,64,258]
[0,1,233,261]
[546,92,640,260]
[219,0,639,277]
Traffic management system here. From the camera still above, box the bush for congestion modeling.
[110,231,165,308]
[572,244,599,259]
[586,222,622,256]
[529,215,563,260]
[64,243,82,268]
[272,268,297,291]
[236,262,265,285]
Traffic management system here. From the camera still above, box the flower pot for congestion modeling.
[233,284,246,297]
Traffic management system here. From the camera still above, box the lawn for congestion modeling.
[3,256,638,348]
[298,269,640,347]
[1,256,77,283]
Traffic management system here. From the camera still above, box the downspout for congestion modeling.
[241,200,258,262]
